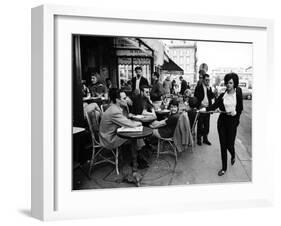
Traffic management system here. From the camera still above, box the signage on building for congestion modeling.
[118,57,132,65]
[133,58,151,65]
[161,70,184,75]
[116,49,152,57]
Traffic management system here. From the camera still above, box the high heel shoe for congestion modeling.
[218,169,226,176]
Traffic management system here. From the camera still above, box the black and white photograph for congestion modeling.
[72,35,252,189]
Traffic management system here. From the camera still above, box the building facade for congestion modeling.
[164,40,197,83]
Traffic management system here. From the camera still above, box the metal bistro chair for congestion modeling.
[85,107,119,177]
[157,136,178,162]
[156,110,197,160]
[189,110,200,152]
[156,113,183,163]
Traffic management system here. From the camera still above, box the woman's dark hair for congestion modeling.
[153,71,160,79]
[168,98,179,109]
[224,73,239,88]
[108,88,121,104]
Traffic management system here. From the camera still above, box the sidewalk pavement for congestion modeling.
[73,114,252,189]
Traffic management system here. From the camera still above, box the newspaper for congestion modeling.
[117,126,143,133]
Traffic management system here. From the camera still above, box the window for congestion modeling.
[180,56,184,64]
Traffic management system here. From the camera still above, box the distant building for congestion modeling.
[164,40,197,83]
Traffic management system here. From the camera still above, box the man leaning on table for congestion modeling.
[99,88,144,171]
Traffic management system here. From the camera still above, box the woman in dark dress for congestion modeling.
[200,73,243,176]
[151,98,180,138]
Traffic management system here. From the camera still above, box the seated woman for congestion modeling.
[151,98,180,139]
[89,73,107,98]
[82,80,91,99]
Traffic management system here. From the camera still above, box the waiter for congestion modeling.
[194,73,215,145]
[131,66,149,95]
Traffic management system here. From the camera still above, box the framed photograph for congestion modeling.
[31,4,274,221]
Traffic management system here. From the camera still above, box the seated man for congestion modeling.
[131,85,157,123]
[99,88,144,171]
[151,98,180,139]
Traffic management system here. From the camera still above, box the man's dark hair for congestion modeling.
[199,69,206,76]
[108,88,121,104]
[179,76,183,80]
[202,73,210,80]
[140,84,152,92]
[134,66,142,72]
[153,71,160,79]
[224,72,239,88]
[188,96,198,109]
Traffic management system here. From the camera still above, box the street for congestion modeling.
[237,100,252,157]
[73,100,252,189]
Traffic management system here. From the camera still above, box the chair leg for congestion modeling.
[169,141,177,162]
[174,146,178,162]
[88,147,96,178]
[115,148,119,175]
[157,139,161,159]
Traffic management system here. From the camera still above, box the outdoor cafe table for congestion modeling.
[72,127,90,180]
[117,126,153,140]
[117,127,153,186]
[83,97,108,106]
[130,115,156,126]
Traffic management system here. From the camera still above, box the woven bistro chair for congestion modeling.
[85,106,119,177]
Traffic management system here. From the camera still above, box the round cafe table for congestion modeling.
[117,126,153,187]
[117,126,153,140]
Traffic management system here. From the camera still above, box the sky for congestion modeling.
[196,41,253,71]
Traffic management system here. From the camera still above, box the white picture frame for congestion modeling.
[31,4,274,221]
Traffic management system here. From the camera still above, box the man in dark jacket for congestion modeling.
[150,72,164,102]
[179,76,188,95]
[131,66,149,95]
[194,73,215,145]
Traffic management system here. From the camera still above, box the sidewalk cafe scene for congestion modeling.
[72,35,252,189]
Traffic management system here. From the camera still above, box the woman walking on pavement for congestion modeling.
[200,73,243,176]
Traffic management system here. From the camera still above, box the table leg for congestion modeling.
[131,139,142,187]
[131,139,138,172]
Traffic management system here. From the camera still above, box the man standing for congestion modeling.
[131,66,149,95]
[99,88,143,171]
[150,72,164,108]
[194,73,215,145]
[163,76,172,95]
[179,76,188,95]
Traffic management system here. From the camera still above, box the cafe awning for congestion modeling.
[161,57,184,75]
